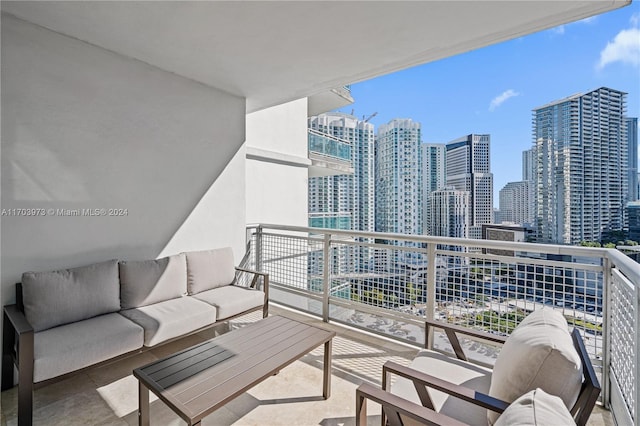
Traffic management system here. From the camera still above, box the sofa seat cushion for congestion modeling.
[33,313,144,383]
[22,260,121,332]
[119,254,187,309]
[494,388,576,426]
[120,297,216,347]
[193,285,265,320]
[185,247,236,295]
[391,349,493,425]
[488,308,582,424]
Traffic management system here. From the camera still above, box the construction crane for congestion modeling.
[363,112,378,122]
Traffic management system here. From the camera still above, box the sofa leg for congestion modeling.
[263,301,269,318]
[2,311,15,391]
[17,324,34,426]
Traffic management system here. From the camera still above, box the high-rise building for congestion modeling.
[499,181,532,225]
[627,201,640,242]
[533,87,628,244]
[308,113,375,273]
[375,119,423,236]
[627,117,638,201]
[429,187,470,239]
[522,148,536,182]
[422,143,446,234]
[445,134,493,239]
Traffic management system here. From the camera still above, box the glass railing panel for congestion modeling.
[308,130,351,162]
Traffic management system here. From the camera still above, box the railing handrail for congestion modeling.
[247,223,613,258]
[605,248,640,285]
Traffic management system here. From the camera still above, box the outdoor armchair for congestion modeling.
[356,309,600,426]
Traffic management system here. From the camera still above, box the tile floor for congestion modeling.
[1,307,614,426]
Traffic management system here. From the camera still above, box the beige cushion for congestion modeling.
[120,296,216,346]
[391,350,492,425]
[193,285,265,320]
[488,308,582,424]
[22,260,120,332]
[33,313,144,382]
[185,247,236,295]
[119,254,187,309]
[495,388,576,426]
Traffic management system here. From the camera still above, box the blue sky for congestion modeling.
[335,4,640,208]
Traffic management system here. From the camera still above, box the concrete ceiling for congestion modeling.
[1,1,630,112]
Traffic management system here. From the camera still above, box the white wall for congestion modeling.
[1,13,247,308]
[245,99,309,227]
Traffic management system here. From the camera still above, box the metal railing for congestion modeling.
[244,224,639,425]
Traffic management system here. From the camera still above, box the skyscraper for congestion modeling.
[533,87,628,244]
[429,187,470,238]
[308,113,375,231]
[499,181,532,225]
[422,143,446,234]
[308,112,375,272]
[375,119,423,237]
[445,134,493,239]
[627,117,638,201]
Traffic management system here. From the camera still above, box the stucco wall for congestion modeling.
[1,13,247,309]
[245,98,309,227]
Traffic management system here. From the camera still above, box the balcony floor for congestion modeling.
[1,307,613,426]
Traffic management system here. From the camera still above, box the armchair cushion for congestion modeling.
[488,308,582,424]
[22,260,120,332]
[185,247,235,295]
[494,388,576,426]
[391,350,492,425]
[119,254,187,309]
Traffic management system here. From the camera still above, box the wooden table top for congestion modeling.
[134,315,335,424]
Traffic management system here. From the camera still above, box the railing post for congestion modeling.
[602,255,611,408]
[425,243,437,349]
[635,274,639,425]
[322,233,331,323]
[255,225,263,273]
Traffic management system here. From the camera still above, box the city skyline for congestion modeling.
[335,5,640,206]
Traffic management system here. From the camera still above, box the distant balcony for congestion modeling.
[308,86,355,117]
[245,224,640,426]
[308,129,354,177]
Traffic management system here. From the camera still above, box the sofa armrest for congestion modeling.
[234,267,269,290]
[234,267,269,318]
[425,319,507,361]
[356,382,468,426]
[2,304,34,425]
[383,361,509,415]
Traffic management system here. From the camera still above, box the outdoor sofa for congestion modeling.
[1,247,268,426]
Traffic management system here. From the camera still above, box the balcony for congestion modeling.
[2,225,633,425]
[307,86,355,117]
[308,129,354,177]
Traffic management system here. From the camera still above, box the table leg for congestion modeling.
[138,381,149,426]
[323,338,332,399]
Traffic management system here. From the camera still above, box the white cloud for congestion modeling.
[597,27,640,70]
[552,25,566,35]
[631,13,639,27]
[489,89,520,112]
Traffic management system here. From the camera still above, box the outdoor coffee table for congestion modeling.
[133,315,336,425]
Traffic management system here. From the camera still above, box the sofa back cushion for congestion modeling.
[185,248,235,295]
[494,388,576,426]
[22,259,120,332]
[488,308,582,424]
[119,254,187,309]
